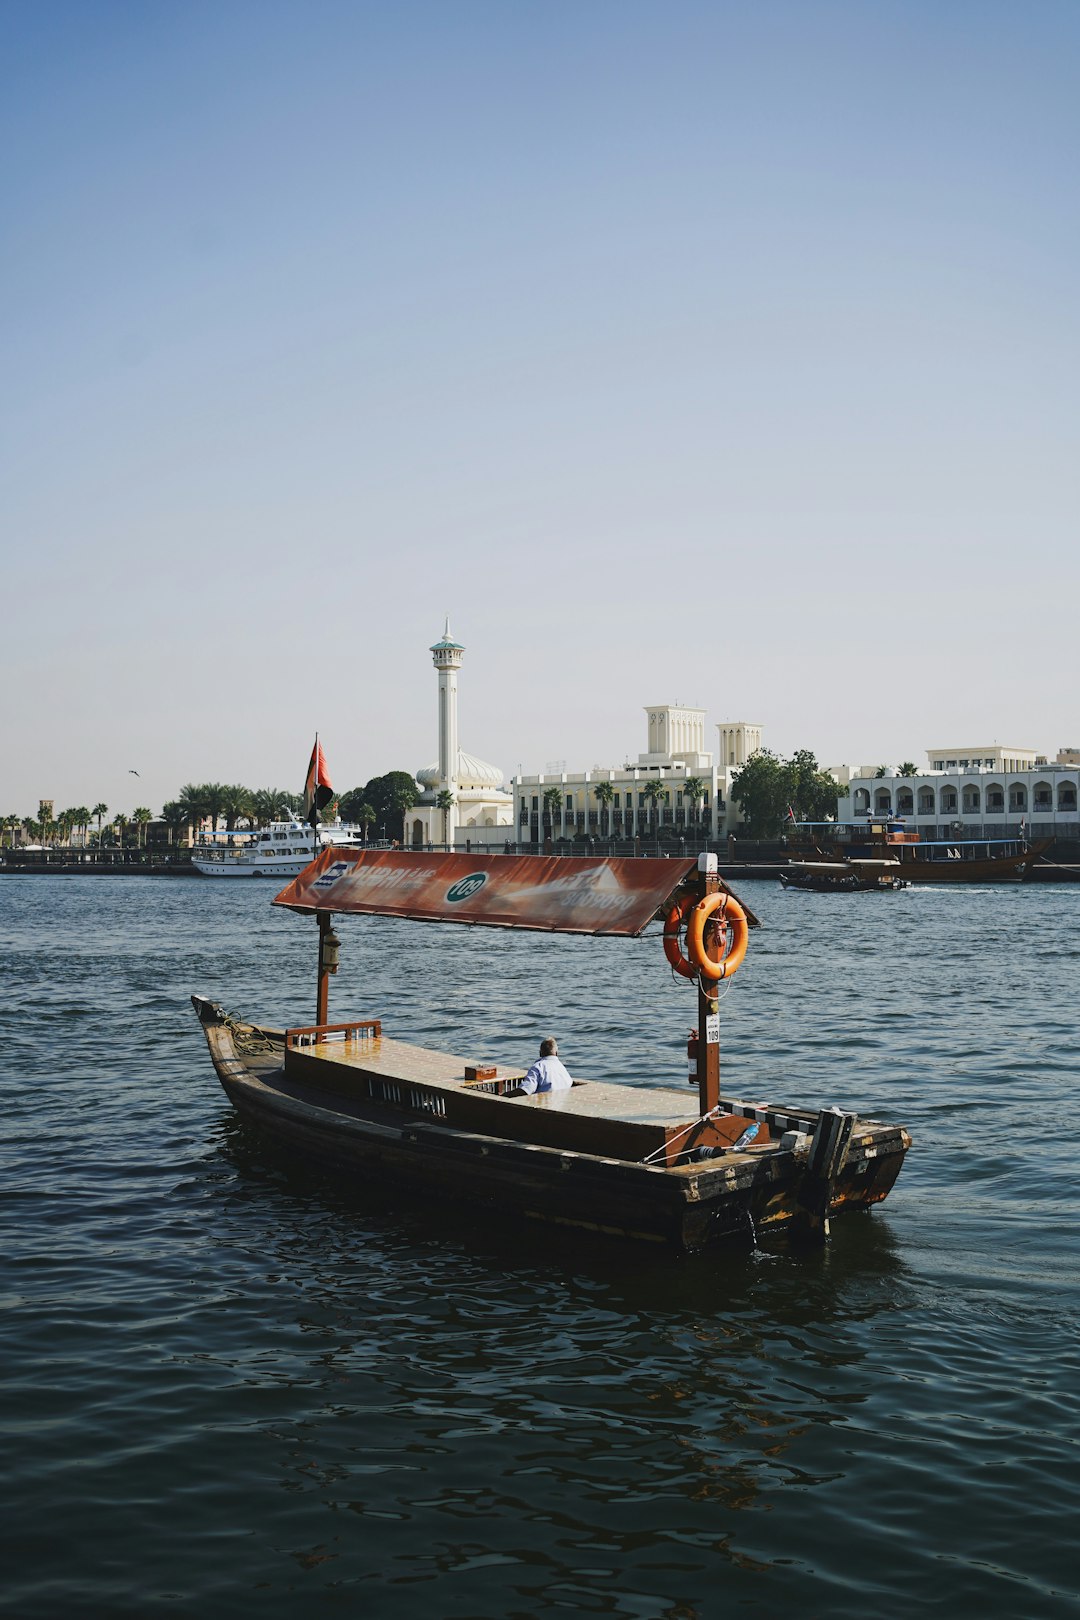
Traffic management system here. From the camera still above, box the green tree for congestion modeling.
[788,750,839,823]
[252,788,294,826]
[72,807,91,845]
[874,764,889,779]
[220,784,255,831]
[345,773,421,841]
[92,803,109,844]
[112,812,129,847]
[178,784,211,841]
[898,761,918,777]
[642,779,669,836]
[435,788,455,846]
[201,783,228,831]
[731,749,839,837]
[132,807,152,848]
[593,779,615,835]
[357,803,376,841]
[161,801,188,845]
[682,776,705,829]
[729,750,788,838]
[542,785,563,840]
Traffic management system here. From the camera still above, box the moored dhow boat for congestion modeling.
[788,820,1052,882]
[192,851,911,1249]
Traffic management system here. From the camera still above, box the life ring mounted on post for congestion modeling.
[662,893,697,979]
[686,891,749,982]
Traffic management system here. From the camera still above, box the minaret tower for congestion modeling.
[429,617,465,842]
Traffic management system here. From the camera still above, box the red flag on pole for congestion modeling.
[304,736,334,828]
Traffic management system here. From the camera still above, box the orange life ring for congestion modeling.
[686,892,749,982]
[662,893,697,979]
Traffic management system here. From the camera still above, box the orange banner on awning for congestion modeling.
[273,850,699,936]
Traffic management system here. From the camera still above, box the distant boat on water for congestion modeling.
[786,819,1051,883]
[191,815,367,879]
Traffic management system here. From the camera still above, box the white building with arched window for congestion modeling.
[836,745,1079,840]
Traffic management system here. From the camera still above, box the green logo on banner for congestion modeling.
[446,873,488,903]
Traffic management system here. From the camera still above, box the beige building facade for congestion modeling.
[512,711,763,843]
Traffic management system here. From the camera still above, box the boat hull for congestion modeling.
[795,832,1053,883]
[194,1000,910,1250]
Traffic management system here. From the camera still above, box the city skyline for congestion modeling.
[4,2,1078,815]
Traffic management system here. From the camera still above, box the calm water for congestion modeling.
[2,875,1078,1617]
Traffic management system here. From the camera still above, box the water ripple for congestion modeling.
[2,876,1079,1617]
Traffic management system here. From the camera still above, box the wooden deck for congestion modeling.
[283,1024,773,1165]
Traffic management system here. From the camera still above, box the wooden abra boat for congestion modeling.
[192,851,911,1249]
[780,861,908,893]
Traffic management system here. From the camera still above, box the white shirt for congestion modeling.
[519,1054,574,1094]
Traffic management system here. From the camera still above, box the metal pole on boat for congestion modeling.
[316,910,340,1026]
[696,853,721,1116]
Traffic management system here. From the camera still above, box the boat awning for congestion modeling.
[273,850,702,936]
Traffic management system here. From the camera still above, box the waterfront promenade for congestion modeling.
[3,841,1078,879]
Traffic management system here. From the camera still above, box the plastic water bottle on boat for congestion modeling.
[732,1122,760,1150]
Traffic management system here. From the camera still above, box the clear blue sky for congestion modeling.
[3,0,1078,817]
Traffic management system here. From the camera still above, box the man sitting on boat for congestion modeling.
[517,1037,574,1094]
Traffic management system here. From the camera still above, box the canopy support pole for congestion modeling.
[696,858,721,1116]
[316,910,339,1026]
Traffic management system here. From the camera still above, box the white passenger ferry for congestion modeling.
[191,816,367,879]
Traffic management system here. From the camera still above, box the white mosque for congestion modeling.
[409,621,514,848]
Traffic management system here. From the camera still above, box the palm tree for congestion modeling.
[112,812,129,847]
[92,803,108,845]
[898,762,918,777]
[70,807,91,847]
[682,777,705,833]
[642,780,669,838]
[2,813,20,848]
[593,779,615,836]
[252,788,293,826]
[177,784,211,841]
[435,789,455,848]
[542,785,563,841]
[220,784,255,831]
[389,779,419,842]
[161,801,188,846]
[201,783,229,832]
[357,803,376,842]
[132,807,152,848]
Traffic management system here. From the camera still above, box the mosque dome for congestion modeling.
[417,750,506,791]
